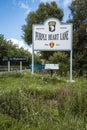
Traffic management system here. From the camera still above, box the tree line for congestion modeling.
[0,34,40,68]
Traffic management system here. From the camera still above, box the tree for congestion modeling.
[22,2,64,60]
[69,0,87,75]
[0,34,8,57]
[0,34,33,66]
[48,52,69,76]
[22,2,63,45]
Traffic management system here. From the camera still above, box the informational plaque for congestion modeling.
[45,64,59,70]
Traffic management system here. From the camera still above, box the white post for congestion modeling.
[32,50,34,74]
[8,61,10,72]
[32,24,34,74]
[70,50,72,81]
[20,61,22,72]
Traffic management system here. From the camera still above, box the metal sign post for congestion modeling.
[70,49,72,81]
[69,49,75,82]
[32,50,34,74]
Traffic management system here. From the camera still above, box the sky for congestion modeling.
[0,0,74,51]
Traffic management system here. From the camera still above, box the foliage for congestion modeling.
[0,34,41,67]
[0,113,31,130]
[69,0,87,75]
[48,51,69,76]
[0,34,31,65]
[0,71,87,129]
[22,2,63,45]
[0,34,8,57]
[22,2,64,60]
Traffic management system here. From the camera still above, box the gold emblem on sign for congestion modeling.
[49,42,55,48]
[48,21,56,32]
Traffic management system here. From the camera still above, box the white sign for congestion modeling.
[45,64,59,70]
[33,18,72,51]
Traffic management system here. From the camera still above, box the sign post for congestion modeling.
[32,18,73,82]
[32,50,34,74]
[8,61,10,72]
[20,61,22,72]
[45,64,59,77]
[70,49,73,82]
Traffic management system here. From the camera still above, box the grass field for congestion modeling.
[0,71,87,130]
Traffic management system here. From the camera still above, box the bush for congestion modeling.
[0,86,87,129]
[0,72,87,129]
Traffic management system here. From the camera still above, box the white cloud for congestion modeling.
[19,1,31,14]
[7,38,32,53]
[12,0,31,15]
[64,0,75,7]
[20,2,29,9]
[25,8,31,15]
[20,1,31,14]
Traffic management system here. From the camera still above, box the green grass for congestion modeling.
[0,113,30,130]
[0,71,87,130]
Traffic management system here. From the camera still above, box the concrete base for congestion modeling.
[67,80,75,83]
